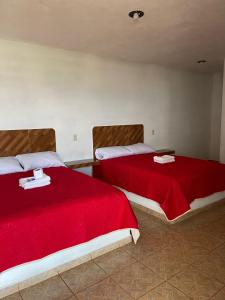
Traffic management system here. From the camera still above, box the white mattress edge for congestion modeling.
[0,228,138,291]
[116,186,225,222]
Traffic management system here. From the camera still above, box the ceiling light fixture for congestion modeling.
[197,59,207,64]
[128,10,144,20]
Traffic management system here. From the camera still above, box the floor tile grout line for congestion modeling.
[59,255,139,297]
[58,251,133,296]
[166,264,195,282]
[189,257,225,286]
[122,246,153,260]
[108,260,167,299]
[18,290,23,300]
[60,262,114,295]
[165,281,192,299]
[134,281,167,300]
[75,275,112,296]
[58,272,79,298]
[93,254,138,277]
[108,275,136,299]
[136,254,194,282]
[167,280,193,299]
[136,280,192,300]
[58,261,117,296]
[168,267,225,299]
[90,259,109,275]
[209,283,225,299]
[209,240,225,254]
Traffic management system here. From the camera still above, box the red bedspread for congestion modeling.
[0,167,138,272]
[94,154,225,220]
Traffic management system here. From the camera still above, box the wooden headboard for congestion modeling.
[92,124,144,158]
[0,128,56,157]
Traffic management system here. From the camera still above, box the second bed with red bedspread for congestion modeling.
[94,153,225,220]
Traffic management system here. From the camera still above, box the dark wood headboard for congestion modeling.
[0,128,56,157]
[92,124,144,159]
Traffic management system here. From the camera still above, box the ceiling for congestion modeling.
[0,0,224,72]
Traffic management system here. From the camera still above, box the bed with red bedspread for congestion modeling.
[0,167,138,272]
[94,153,225,221]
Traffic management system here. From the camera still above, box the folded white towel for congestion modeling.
[19,173,51,189]
[154,157,175,161]
[154,157,175,162]
[161,155,175,160]
[23,181,50,190]
[154,159,175,164]
[153,155,175,164]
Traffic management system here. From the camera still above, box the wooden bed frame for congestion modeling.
[0,128,56,156]
[92,124,225,224]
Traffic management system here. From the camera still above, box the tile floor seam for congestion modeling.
[75,276,134,300]
[122,248,153,261]
[108,276,137,299]
[209,283,225,299]
[209,242,225,254]
[190,264,225,287]
[134,280,168,300]
[94,255,138,276]
[137,255,193,281]
[90,259,112,275]
[58,273,79,299]
[166,280,198,299]
[117,274,165,299]
[18,290,23,300]
[165,280,192,299]
[74,274,112,296]
[110,262,166,299]
[168,265,224,299]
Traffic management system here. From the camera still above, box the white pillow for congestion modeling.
[125,143,155,155]
[16,151,65,171]
[0,156,23,175]
[95,146,132,160]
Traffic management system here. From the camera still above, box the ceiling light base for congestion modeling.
[128,10,144,19]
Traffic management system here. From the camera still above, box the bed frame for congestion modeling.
[0,128,137,299]
[92,124,225,224]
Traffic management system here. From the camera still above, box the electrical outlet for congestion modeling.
[152,129,155,135]
[73,134,78,141]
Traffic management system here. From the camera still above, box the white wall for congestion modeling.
[209,72,223,160]
[0,39,213,161]
[220,62,225,163]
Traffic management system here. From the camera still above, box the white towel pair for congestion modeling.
[19,174,51,190]
[153,155,175,164]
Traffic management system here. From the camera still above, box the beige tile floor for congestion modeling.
[5,204,225,300]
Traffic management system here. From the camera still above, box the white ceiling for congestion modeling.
[0,0,224,72]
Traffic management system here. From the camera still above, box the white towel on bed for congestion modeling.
[153,155,175,164]
[19,174,51,189]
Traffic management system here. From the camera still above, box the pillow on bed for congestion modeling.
[125,143,155,154]
[0,156,24,175]
[95,146,132,160]
[16,151,65,171]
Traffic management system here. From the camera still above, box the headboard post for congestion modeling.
[92,124,144,159]
[0,128,56,157]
